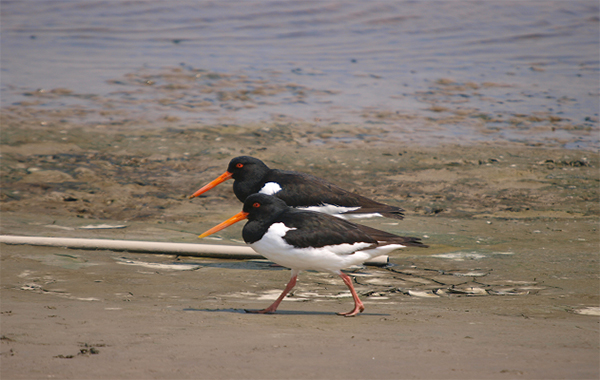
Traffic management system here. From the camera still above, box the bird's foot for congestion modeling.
[336,305,365,317]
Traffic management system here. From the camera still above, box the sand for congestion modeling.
[1,115,598,379]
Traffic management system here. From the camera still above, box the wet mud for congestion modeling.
[1,109,598,379]
[4,65,598,150]
[1,107,597,222]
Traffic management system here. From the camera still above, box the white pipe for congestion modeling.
[0,235,389,266]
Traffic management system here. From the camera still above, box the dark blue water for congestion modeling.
[1,1,598,149]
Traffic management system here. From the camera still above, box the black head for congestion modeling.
[242,193,288,221]
[226,156,270,181]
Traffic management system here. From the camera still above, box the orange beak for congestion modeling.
[198,211,249,238]
[189,171,233,199]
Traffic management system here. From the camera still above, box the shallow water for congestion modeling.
[2,0,598,148]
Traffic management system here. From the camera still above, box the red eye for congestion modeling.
[236,163,244,168]
[253,202,260,208]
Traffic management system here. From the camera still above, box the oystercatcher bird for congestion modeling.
[189,156,404,220]
[198,193,426,316]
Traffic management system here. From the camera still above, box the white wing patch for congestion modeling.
[296,204,382,219]
[296,204,360,215]
[337,212,383,220]
[254,193,382,219]
[259,182,282,195]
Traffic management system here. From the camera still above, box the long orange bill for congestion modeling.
[198,211,249,238]
[189,171,233,199]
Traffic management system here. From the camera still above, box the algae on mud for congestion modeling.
[1,117,597,223]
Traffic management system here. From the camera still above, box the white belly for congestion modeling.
[249,222,403,273]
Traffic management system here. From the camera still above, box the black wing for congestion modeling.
[278,209,424,249]
[354,223,428,248]
[266,170,404,219]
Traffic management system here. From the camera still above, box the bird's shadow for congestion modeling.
[184,307,390,316]
[178,260,390,317]
[192,260,287,271]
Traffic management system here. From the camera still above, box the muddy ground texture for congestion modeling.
[1,108,597,222]
[1,112,599,379]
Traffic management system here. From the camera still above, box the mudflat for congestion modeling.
[1,118,598,379]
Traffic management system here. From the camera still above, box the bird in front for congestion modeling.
[198,194,427,316]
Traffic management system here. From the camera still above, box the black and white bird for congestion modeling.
[198,194,426,316]
[189,156,404,220]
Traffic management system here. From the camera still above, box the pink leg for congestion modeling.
[246,270,298,314]
[337,272,365,317]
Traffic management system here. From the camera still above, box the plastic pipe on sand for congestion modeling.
[0,235,389,266]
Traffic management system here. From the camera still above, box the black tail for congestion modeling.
[356,223,428,248]
[393,236,428,248]
[379,210,405,220]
